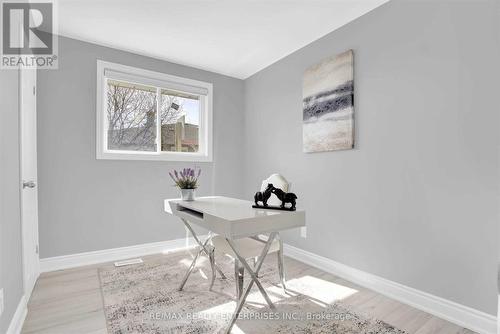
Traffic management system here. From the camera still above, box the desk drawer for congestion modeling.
[176,204,204,220]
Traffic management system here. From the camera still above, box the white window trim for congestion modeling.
[96,60,213,162]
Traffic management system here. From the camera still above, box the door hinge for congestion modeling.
[35,245,39,254]
[33,86,36,95]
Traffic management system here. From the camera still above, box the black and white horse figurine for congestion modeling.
[254,183,273,207]
[271,187,297,210]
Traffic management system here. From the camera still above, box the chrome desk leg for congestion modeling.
[208,245,216,291]
[234,259,244,300]
[178,233,210,291]
[224,232,277,334]
[182,218,227,279]
[277,236,286,291]
[178,218,226,291]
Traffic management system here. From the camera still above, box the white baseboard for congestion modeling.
[6,295,27,334]
[284,244,496,334]
[40,236,204,273]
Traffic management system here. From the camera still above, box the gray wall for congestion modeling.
[0,70,24,332]
[243,0,499,315]
[37,36,245,258]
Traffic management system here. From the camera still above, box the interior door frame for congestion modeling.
[19,66,40,298]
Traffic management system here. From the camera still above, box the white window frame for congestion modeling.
[96,60,213,162]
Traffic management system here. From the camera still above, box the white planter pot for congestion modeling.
[180,188,195,201]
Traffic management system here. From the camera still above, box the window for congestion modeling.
[96,60,213,161]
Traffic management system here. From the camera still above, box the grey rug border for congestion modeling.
[97,265,115,334]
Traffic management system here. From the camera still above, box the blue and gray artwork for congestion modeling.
[303,50,354,152]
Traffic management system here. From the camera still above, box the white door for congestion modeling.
[20,68,39,297]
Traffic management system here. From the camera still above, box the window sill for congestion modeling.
[96,151,212,162]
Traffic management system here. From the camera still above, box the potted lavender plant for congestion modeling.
[169,168,200,201]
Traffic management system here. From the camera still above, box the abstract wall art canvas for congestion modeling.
[303,50,354,152]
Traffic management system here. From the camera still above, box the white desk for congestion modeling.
[164,196,305,333]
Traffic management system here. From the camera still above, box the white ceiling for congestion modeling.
[57,0,389,79]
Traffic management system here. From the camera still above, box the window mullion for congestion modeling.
[156,87,161,153]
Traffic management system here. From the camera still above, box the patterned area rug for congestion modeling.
[98,251,407,334]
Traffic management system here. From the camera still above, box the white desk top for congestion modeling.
[164,196,305,238]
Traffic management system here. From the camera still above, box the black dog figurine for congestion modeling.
[272,188,297,210]
[254,183,273,207]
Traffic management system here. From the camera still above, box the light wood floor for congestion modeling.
[22,250,476,334]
